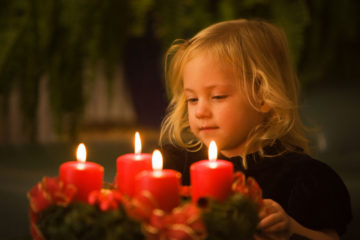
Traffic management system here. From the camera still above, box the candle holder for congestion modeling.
[27,138,263,240]
[27,171,262,240]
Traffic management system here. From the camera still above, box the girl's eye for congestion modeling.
[212,95,227,100]
[186,98,198,103]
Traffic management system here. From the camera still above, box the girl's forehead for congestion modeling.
[183,55,239,90]
[184,50,227,71]
[185,48,217,62]
[184,49,237,76]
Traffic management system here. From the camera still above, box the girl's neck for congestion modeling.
[220,143,259,158]
[220,147,245,158]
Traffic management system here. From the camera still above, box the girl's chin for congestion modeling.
[202,139,222,149]
[196,133,224,149]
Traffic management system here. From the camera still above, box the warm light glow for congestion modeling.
[152,149,163,171]
[76,143,87,163]
[208,140,217,162]
[135,132,142,154]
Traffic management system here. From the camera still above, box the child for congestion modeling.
[159,19,352,239]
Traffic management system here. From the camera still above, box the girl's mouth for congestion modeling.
[199,126,218,131]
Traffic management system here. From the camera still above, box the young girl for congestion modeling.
[159,19,352,240]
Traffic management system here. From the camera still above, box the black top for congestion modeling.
[161,143,352,235]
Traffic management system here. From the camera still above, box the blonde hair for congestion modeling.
[160,19,309,163]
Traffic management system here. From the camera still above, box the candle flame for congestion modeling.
[152,149,163,171]
[208,140,217,162]
[135,132,142,154]
[76,143,87,163]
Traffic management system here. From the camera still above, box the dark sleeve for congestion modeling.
[161,144,190,185]
[287,159,352,235]
[161,144,185,172]
[161,144,207,185]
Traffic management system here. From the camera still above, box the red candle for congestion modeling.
[135,150,181,212]
[116,132,152,197]
[59,143,104,202]
[190,141,234,203]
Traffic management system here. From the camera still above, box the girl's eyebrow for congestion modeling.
[183,88,195,93]
[184,85,230,93]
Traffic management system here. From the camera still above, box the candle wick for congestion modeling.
[134,153,143,160]
[209,161,217,169]
[153,169,162,177]
[77,162,86,170]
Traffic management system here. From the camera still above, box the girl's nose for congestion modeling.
[195,100,211,118]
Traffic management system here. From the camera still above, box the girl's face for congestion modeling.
[183,52,265,157]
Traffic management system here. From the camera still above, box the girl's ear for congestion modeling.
[260,102,271,113]
[254,72,271,113]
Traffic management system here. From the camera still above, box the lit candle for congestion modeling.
[134,150,181,212]
[59,143,104,202]
[116,132,152,197]
[190,140,234,202]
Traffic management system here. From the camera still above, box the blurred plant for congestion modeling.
[298,0,360,85]
[0,0,358,141]
[0,0,134,140]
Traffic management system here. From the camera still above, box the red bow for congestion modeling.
[88,189,122,211]
[232,171,263,208]
[144,203,207,240]
[27,177,76,240]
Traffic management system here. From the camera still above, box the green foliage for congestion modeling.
[202,193,259,240]
[0,0,134,140]
[1,0,358,141]
[298,0,360,85]
[149,0,215,48]
[35,194,259,240]
[270,0,310,66]
[38,202,144,240]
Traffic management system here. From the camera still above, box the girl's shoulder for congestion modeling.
[276,151,353,235]
[272,151,349,196]
[279,151,343,184]
[161,143,206,167]
[252,149,350,202]
[160,143,207,185]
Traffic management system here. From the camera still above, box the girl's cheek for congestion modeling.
[188,109,197,125]
[188,118,197,133]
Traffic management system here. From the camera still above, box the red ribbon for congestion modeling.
[88,189,122,211]
[27,177,76,240]
[143,203,207,240]
[232,171,263,208]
